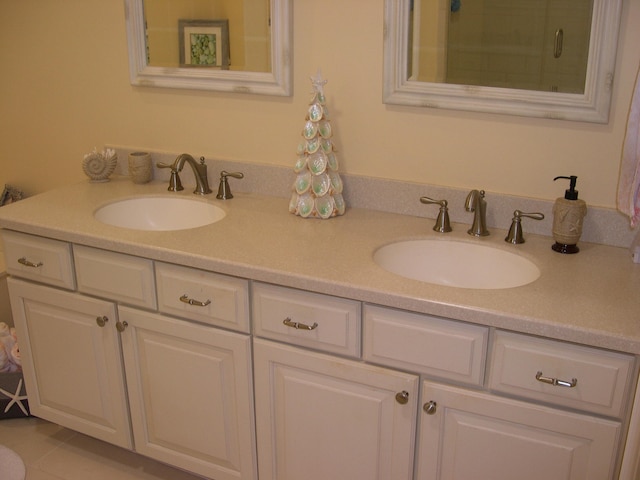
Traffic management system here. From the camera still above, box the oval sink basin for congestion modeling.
[94,196,226,231]
[374,240,540,289]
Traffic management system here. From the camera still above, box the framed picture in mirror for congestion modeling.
[125,0,292,96]
[179,19,230,69]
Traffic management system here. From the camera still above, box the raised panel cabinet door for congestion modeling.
[417,381,621,480]
[253,338,418,480]
[118,307,257,480]
[7,278,131,448]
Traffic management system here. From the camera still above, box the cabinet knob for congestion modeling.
[395,391,410,405]
[423,401,437,415]
[116,320,128,332]
[96,316,109,327]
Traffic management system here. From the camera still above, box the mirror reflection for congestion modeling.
[383,0,622,123]
[408,0,592,94]
[125,0,291,96]
[144,0,271,73]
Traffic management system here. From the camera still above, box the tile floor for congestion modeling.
[0,417,205,480]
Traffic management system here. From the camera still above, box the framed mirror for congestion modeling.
[383,0,622,123]
[125,0,292,96]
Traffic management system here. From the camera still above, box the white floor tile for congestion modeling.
[0,417,205,480]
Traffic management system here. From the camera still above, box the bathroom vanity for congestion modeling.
[1,177,639,480]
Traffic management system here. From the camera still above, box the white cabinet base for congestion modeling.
[8,278,131,449]
[253,338,418,480]
[119,307,257,480]
[418,381,621,480]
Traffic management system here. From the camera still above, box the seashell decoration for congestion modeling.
[289,71,345,219]
[82,147,118,182]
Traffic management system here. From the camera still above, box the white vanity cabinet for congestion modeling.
[417,381,621,480]
[252,287,636,480]
[118,307,256,480]
[4,231,257,480]
[253,338,419,480]
[252,283,418,480]
[364,305,635,480]
[8,278,132,448]
[3,228,639,480]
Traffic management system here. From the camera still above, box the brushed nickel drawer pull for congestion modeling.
[536,371,577,388]
[18,257,43,268]
[180,294,211,307]
[283,317,318,331]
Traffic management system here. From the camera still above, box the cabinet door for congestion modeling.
[253,338,418,480]
[119,307,257,480]
[8,278,131,448]
[417,381,621,480]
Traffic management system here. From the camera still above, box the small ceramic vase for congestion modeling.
[128,152,153,184]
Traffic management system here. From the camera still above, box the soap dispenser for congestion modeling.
[551,175,587,254]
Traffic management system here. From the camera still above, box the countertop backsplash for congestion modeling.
[110,146,637,250]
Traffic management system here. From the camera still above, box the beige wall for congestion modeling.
[0,0,639,209]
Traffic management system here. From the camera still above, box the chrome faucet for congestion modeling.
[465,189,489,236]
[158,154,212,195]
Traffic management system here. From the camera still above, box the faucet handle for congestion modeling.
[157,162,184,191]
[217,171,245,199]
[420,196,452,233]
[505,210,544,244]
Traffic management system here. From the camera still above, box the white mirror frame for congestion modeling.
[124,0,292,96]
[383,0,622,123]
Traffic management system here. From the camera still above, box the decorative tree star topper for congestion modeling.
[289,70,346,219]
[310,69,327,96]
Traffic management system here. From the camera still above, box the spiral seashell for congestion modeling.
[82,149,117,182]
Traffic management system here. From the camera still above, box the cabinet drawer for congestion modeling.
[74,245,156,309]
[489,331,635,417]
[252,282,361,357]
[363,305,488,386]
[1,230,75,290]
[156,262,249,333]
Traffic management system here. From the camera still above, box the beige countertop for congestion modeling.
[1,176,639,354]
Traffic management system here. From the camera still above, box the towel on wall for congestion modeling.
[617,64,640,228]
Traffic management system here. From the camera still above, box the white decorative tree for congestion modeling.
[289,71,345,219]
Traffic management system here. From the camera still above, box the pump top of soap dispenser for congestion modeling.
[554,175,579,200]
